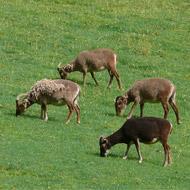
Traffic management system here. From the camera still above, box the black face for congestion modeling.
[99,137,110,157]
[115,96,127,116]
[16,103,26,116]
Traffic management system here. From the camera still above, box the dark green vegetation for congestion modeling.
[0,0,190,189]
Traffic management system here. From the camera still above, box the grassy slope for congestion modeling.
[0,0,190,189]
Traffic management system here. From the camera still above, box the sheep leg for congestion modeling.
[82,72,87,86]
[41,105,45,119]
[166,144,172,165]
[44,105,48,121]
[107,71,114,89]
[66,104,74,124]
[161,102,169,119]
[169,100,180,124]
[113,71,122,90]
[41,104,48,121]
[90,72,99,86]
[134,138,143,163]
[123,142,132,160]
[140,103,144,117]
[162,141,169,167]
[74,104,80,124]
[127,101,138,119]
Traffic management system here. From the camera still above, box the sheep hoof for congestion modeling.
[123,156,128,160]
[44,118,48,122]
[65,120,70,124]
[138,160,143,164]
[77,121,80,124]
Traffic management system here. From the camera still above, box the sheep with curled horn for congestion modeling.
[16,79,81,123]
[57,48,122,89]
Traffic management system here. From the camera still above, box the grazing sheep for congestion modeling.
[16,79,80,123]
[99,117,173,167]
[115,78,180,124]
[57,48,122,89]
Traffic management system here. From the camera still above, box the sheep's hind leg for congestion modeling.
[107,70,114,89]
[134,138,143,163]
[65,104,74,124]
[169,100,180,124]
[44,105,48,121]
[74,104,80,124]
[162,141,169,167]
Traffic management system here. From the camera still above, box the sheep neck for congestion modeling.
[107,129,125,147]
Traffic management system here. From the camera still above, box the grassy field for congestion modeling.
[0,0,190,189]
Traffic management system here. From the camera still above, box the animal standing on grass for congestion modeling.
[99,117,173,167]
[115,78,180,124]
[16,79,81,124]
[57,48,122,89]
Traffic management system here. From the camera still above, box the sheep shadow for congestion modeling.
[90,152,143,161]
[5,112,57,122]
[105,112,140,119]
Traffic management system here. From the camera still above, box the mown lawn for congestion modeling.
[0,0,190,189]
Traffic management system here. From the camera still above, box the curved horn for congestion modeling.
[16,93,28,101]
[57,63,63,69]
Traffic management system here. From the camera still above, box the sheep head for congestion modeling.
[115,95,128,116]
[99,137,111,157]
[16,93,29,116]
[57,63,72,79]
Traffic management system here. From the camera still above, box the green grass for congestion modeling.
[0,0,190,189]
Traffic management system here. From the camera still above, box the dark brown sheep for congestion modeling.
[99,117,173,167]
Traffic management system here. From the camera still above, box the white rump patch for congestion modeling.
[151,138,158,143]
[99,66,105,70]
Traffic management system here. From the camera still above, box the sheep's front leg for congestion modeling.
[127,101,138,119]
[41,105,44,119]
[41,104,48,121]
[140,103,144,117]
[134,138,143,163]
[82,72,87,87]
[123,142,132,160]
[90,72,99,86]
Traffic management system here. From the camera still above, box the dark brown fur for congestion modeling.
[99,117,173,167]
